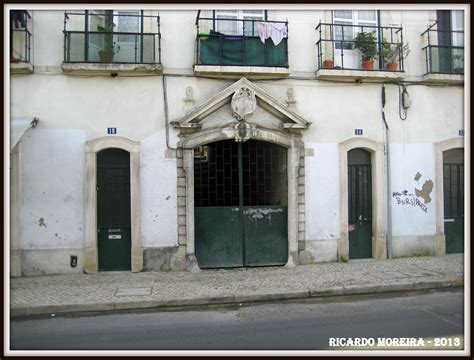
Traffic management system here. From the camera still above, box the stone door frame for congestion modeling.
[178,127,304,271]
[339,137,386,261]
[84,136,142,273]
[434,137,464,256]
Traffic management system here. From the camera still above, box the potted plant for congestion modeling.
[323,58,334,69]
[353,30,378,70]
[380,39,410,71]
[97,23,120,63]
[10,56,22,63]
[322,34,335,69]
[452,54,464,74]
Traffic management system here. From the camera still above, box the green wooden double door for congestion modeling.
[97,148,131,271]
[348,149,373,259]
[194,140,288,269]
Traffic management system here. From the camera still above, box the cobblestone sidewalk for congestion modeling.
[10,254,464,317]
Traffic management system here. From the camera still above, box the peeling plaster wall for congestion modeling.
[32,11,64,67]
[304,143,340,262]
[140,130,178,248]
[389,144,437,256]
[288,83,385,144]
[383,85,464,143]
[19,129,85,274]
[10,74,164,142]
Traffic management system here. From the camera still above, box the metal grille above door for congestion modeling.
[194,139,288,269]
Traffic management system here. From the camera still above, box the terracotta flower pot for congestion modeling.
[99,50,114,63]
[386,62,398,71]
[323,60,334,69]
[361,60,374,70]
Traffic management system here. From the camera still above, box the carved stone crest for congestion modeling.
[234,121,252,142]
[286,87,296,109]
[183,86,194,114]
[231,86,256,121]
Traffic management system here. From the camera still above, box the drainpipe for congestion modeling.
[382,85,392,258]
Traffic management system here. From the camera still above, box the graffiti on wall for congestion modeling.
[392,172,433,214]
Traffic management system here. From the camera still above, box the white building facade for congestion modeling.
[8,6,466,276]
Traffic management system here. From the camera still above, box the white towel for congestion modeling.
[257,22,287,46]
[268,22,288,46]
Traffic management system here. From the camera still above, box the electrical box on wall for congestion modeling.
[402,89,411,109]
[70,255,77,267]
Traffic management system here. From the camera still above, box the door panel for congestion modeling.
[445,219,463,253]
[97,149,131,270]
[243,206,288,266]
[348,149,372,259]
[195,207,243,268]
[98,227,131,270]
[194,140,288,269]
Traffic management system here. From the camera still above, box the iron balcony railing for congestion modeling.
[10,10,32,63]
[421,22,464,75]
[195,11,289,68]
[315,22,406,72]
[63,11,161,64]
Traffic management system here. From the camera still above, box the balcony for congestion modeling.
[421,22,464,84]
[10,10,33,74]
[61,10,162,76]
[194,11,290,79]
[315,22,407,82]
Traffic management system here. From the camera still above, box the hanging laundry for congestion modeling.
[257,22,269,43]
[257,22,288,46]
[268,22,288,46]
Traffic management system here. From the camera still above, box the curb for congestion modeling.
[10,279,463,318]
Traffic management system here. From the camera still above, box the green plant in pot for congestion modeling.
[97,23,120,63]
[452,54,464,74]
[353,30,377,70]
[380,39,410,71]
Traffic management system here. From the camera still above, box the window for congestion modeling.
[63,10,161,65]
[215,10,265,36]
[332,10,378,69]
[116,10,140,42]
[11,10,29,29]
[436,10,464,73]
[450,10,464,47]
[333,10,377,50]
[10,10,32,63]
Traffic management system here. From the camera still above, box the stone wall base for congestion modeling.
[21,248,85,276]
[10,249,22,277]
[304,239,338,263]
[391,235,437,258]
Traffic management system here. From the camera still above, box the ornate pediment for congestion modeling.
[171,78,311,138]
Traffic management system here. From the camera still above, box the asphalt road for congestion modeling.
[10,289,464,351]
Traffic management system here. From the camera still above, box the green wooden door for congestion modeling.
[348,149,372,259]
[97,148,131,270]
[443,148,464,254]
[195,140,288,269]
